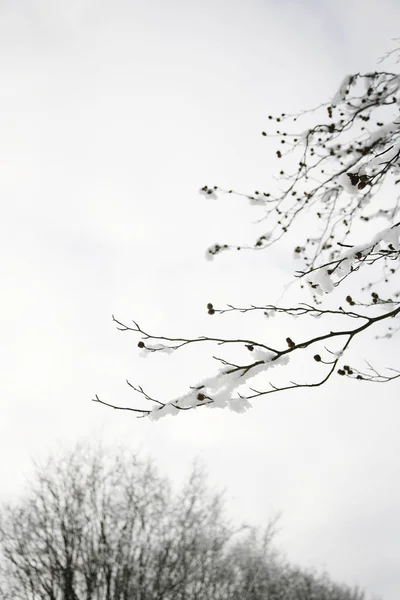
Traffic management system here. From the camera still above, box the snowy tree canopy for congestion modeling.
[95,46,400,419]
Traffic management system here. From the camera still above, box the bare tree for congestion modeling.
[0,446,231,600]
[0,445,364,600]
[94,43,400,419]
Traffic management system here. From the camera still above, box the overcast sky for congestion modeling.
[2,1,400,598]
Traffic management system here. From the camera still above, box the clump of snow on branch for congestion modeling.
[308,269,335,295]
[337,173,360,196]
[307,223,400,294]
[149,350,290,420]
[138,343,175,358]
[382,225,400,251]
[331,74,354,105]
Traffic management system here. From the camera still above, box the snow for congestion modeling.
[367,123,398,147]
[337,172,359,195]
[381,224,400,251]
[228,397,252,413]
[364,142,400,176]
[138,343,175,358]
[331,74,353,105]
[307,223,400,296]
[147,350,290,418]
[308,269,335,295]
[335,258,352,278]
[149,403,180,421]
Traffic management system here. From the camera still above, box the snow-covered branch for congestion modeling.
[94,303,400,418]
[95,53,400,418]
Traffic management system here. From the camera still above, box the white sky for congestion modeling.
[1,1,400,598]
